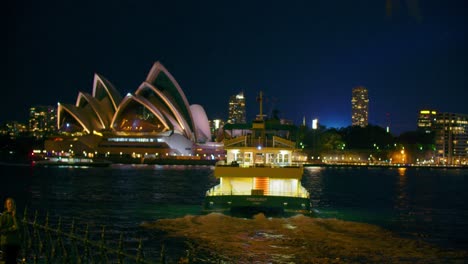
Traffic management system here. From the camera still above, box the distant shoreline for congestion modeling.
[304,163,467,169]
[0,157,466,169]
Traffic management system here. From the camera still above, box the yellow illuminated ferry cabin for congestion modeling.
[203,92,311,216]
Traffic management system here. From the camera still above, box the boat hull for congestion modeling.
[203,195,311,216]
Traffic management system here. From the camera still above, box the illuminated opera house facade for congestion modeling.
[45,61,219,159]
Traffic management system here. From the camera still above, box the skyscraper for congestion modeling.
[417,109,438,133]
[434,112,468,165]
[29,105,57,138]
[351,86,369,127]
[228,92,246,124]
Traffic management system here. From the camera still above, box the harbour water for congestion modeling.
[1,163,467,262]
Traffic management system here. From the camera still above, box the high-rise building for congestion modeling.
[434,112,468,165]
[228,92,246,124]
[209,118,225,141]
[29,105,57,138]
[351,86,369,127]
[0,121,28,137]
[417,109,438,133]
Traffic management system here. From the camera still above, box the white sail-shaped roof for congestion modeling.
[144,62,196,139]
[56,61,209,144]
[190,104,211,143]
[57,103,93,134]
[76,92,107,129]
[112,94,172,133]
[135,82,194,140]
[92,74,122,124]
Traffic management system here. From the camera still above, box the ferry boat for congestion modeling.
[203,92,311,216]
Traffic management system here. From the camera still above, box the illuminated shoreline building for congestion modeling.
[351,86,369,127]
[29,105,57,138]
[45,61,217,158]
[417,109,438,134]
[0,121,28,137]
[228,92,246,124]
[434,112,468,165]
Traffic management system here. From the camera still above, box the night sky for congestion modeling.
[4,0,467,135]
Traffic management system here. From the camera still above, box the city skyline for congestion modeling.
[4,1,467,135]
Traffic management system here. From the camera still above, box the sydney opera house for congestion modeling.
[44,61,221,160]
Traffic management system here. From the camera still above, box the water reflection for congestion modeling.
[397,167,407,176]
[143,213,466,263]
[395,167,411,233]
[3,164,468,262]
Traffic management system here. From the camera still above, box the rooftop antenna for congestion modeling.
[253,91,266,145]
[386,112,391,133]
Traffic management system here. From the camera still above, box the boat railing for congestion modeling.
[215,163,302,168]
[224,136,296,148]
[206,187,309,198]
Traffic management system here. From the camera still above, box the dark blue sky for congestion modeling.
[4,0,467,135]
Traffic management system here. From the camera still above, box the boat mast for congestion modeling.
[258,91,263,121]
[257,91,263,121]
[253,91,266,148]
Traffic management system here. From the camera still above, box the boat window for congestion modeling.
[255,153,264,165]
[244,152,252,165]
[276,153,290,165]
[233,152,240,161]
[266,153,275,164]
